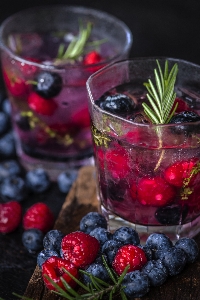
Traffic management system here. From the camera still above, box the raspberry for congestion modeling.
[28,92,58,116]
[61,231,100,268]
[112,244,147,275]
[171,97,190,113]
[3,69,28,97]
[23,202,55,233]
[164,158,199,187]
[105,144,131,179]
[83,50,104,72]
[0,201,22,233]
[138,176,176,206]
[72,107,91,129]
[42,256,79,291]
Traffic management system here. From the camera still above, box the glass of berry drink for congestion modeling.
[0,5,132,179]
[86,57,200,242]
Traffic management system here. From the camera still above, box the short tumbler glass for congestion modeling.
[0,5,132,179]
[87,57,200,242]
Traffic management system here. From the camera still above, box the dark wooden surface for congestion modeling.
[23,166,200,300]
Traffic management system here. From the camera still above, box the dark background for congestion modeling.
[0,0,200,299]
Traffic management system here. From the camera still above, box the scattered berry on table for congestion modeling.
[0,201,22,233]
[83,263,110,284]
[102,239,123,265]
[122,270,150,298]
[89,227,113,248]
[0,175,28,202]
[23,202,55,233]
[22,228,44,253]
[112,244,147,275]
[161,246,187,276]
[175,237,199,263]
[57,169,78,193]
[79,211,107,234]
[142,259,168,286]
[43,229,64,253]
[112,226,140,246]
[42,256,79,291]
[0,160,22,183]
[25,168,51,193]
[0,131,16,158]
[61,231,100,268]
[33,71,62,99]
[145,233,173,260]
[37,249,60,269]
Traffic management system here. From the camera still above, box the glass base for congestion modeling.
[18,147,95,181]
[101,205,200,244]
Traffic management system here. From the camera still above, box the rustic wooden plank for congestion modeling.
[24,165,200,300]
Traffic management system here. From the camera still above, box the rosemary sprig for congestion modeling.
[142,60,178,124]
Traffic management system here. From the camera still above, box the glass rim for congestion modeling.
[0,4,133,72]
[86,56,200,128]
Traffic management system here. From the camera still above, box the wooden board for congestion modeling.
[23,165,200,300]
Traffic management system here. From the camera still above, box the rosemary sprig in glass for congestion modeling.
[142,60,178,170]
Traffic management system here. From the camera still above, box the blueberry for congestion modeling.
[169,110,200,135]
[138,244,153,261]
[113,226,140,246]
[25,168,51,193]
[155,205,188,225]
[22,229,44,253]
[161,246,187,276]
[122,270,150,298]
[43,229,64,253]
[102,239,123,265]
[57,169,78,193]
[142,259,168,286]
[145,233,173,260]
[0,160,22,183]
[83,263,110,285]
[34,71,62,98]
[0,131,16,158]
[0,175,28,202]
[89,227,113,248]
[96,93,136,116]
[80,212,107,234]
[175,237,199,263]
[2,98,11,115]
[0,111,10,136]
[37,249,60,269]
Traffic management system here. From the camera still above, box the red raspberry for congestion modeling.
[23,202,54,233]
[28,92,58,116]
[61,231,100,268]
[83,50,105,72]
[42,256,79,291]
[112,245,147,275]
[164,158,199,187]
[171,97,190,113]
[105,144,131,179]
[0,201,22,233]
[138,176,176,206]
[3,70,28,97]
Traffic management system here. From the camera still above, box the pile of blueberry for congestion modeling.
[37,211,199,299]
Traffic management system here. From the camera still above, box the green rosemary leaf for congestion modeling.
[102,255,118,284]
[143,59,178,124]
[44,274,72,298]
[62,268,91,292]
[12,294,33,300]
[60,277,80,297]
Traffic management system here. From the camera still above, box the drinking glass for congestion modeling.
[0,5,132,180]
[87,57,200,242]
